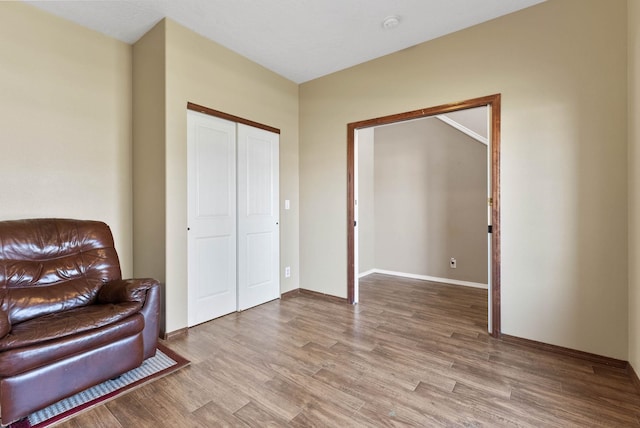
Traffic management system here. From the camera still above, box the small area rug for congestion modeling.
[9,343,189,428]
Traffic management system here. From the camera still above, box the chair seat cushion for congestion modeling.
[0,302,142,352]
[0,309,144,377]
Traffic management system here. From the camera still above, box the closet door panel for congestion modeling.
[237,123,280,311]
[187,110,237,326]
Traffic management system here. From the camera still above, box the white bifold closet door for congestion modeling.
[187,110,279,327]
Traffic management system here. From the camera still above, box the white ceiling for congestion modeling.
[24,0,545,83]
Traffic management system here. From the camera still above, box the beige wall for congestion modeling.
[0,3,133,276]
[299,0,628,358]
[133,21,167,329]
[162,20,299,333]
[357,128,376,274]
[373,118,487,283]
[629,0,640,372]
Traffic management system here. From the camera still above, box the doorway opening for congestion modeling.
[347,94,501,336]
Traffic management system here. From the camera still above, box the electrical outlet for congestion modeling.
[285,266,291,278]
[450,258,457,269]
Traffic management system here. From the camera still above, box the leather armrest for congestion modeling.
[0,309,10,338]
[97,278,159,304]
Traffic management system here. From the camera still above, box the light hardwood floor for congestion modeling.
[60,274,640,427]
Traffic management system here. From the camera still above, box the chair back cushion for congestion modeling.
[0,219,122,324]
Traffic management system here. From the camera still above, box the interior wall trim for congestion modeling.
[163,327,188,340]
[500,334,628,369]
[187,102,280,134]
[435,114,488,145]
[628,363,640,394]
[358,269,376,278]
[281,288,348,304]
[370,269,488,290]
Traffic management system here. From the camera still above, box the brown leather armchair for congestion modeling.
[0,219,160,425]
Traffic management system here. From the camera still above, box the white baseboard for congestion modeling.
[363,269,488,290]
[358,269,376,278]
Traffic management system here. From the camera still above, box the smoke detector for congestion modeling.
[382,15,401,30]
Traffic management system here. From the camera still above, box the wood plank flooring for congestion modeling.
[59,274,640,427]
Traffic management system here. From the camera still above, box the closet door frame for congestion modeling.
[188,103,280,135]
